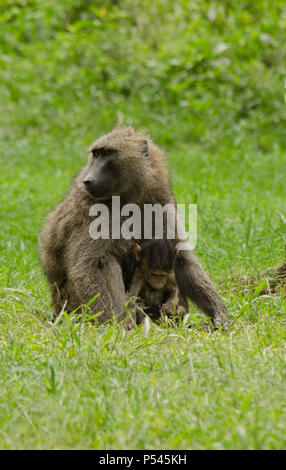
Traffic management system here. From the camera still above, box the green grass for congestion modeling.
[0,127,285,450]
[0,0,286,450]
[0,311,286,450]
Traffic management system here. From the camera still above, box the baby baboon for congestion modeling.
[128,239,186,326]
[39,127,229,328]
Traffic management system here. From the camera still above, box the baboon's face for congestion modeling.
[83,147,122,200]
[141,259,170,290]
[134,241,176,290]
[84,132,150,202]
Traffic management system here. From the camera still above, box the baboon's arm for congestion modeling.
[166,286,180,305]
[161,279,185,317]
[128,267,145,297]
[175,249,229,328]
[67,245,127,322]
[164,275,180,305]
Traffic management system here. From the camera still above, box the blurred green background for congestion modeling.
[1,0,286,144]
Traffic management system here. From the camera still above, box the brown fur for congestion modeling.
[39,126,229,328]
[128,240,186,325]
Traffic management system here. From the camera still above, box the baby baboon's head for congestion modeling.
[134,239,178,290]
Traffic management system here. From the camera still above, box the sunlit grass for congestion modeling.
[0,126,285,449]
[0,0,286,449]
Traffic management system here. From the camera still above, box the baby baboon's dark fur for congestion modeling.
[128,240,186,324]
[39,127,229,328]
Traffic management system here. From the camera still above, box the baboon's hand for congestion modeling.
[176,305,186,317]
[212,309,230,330]
[123,318,136,331]
[161,302,185,317]
[161,301,175,316]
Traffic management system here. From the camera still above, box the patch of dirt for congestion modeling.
[218,262,286,296]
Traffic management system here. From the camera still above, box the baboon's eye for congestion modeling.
[92,149,100,158]
[101,148,113,156]
[152,272,167,278]
[92,148,112,157]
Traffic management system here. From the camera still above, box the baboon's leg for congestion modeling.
[175,250,229,329]
[51,281,78,316]
[101,258,127,321]
[67,256,126,323]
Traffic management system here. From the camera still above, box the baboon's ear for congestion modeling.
[141,140,149,158]
[134,244,142,261]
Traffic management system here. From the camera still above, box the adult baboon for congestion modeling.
[39,127,229,328]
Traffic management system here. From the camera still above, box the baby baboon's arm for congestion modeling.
[162,278,185,317]
[128,267,145,298]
